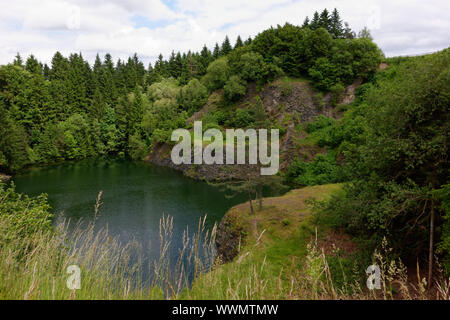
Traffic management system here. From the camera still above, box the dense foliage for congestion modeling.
[0,183,52,246]
[316,49,450,268]
[0,9,382,173]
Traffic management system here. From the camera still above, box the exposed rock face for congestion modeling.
[341,78,363,105]
[215,214,245,263]
[147,143,256,181]
[147,78,362,181]
[259,80,331,121]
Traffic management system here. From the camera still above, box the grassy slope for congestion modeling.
[183,184,358,299]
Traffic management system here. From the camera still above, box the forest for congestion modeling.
[0,8,381,173]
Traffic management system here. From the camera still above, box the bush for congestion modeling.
[330,83,345,106]
[279,78,293,96]
[230,108,254,128]
[306,115,335,133]
[284,152,349,186]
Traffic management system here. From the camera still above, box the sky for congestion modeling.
[0,0,449,66]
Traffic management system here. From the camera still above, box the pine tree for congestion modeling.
[154,54,168,79]
[343,22,355,39]
[91,85,105,121]
[199,45,212,75]
[301,16,310,29]
[13,53,23,68]
[310,11,320,30]
[130,86,144,131]
[168,51,177,78]
[211,43,219,59]
[244,37,252,46]
[25,55,42,75]
[221,36,232,56]
[43,64,50,79]
[132,53,146,86]
[103,53,117,105]
[319,9,331,31]
[330,8,344,38]
[234,35,244,49]
[146,62,160,86]
[253,96,269,129]
[50,52,69,80]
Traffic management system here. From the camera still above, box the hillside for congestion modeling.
[147,75,361,180]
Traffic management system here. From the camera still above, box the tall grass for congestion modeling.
[1,190,448,300]
[184,233,450,300]
[0,192,217,299]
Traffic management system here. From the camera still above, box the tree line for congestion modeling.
[0,8,383,173]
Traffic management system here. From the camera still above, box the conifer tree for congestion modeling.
[13,53,23,67]
[310,11,320,30]
[319,9,331,31]
[301,16,310,28]
[213,43,220,59]
[221,36,232,56]
[234,35,244,49]
[25,55,42,75]
[330,8,344,38]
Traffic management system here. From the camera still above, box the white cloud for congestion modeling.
[0,0,448,66]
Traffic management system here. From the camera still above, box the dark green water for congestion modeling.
[12,159,247,273]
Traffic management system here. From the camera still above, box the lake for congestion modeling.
[12,159,248,283]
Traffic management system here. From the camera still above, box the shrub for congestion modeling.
[279,78,293,96]
[284,152,349,186]
[306,115,335,133]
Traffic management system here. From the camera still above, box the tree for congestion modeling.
[235,52,265,82]
[180,78,208,113]
[234,35,244,49]
[202,57,230,91]
[213,43,220,59]
[358,27,373,40]
[310,11,320,30]
[319,9,331,30]
[253,96,269,129]
[302,16,310,28]
[25,55,42,75]
[223,75,246,101]
[91,86,105,121]
[221,36,232,56]
[343,22,355,39]
[330,8,344,38]
[13,53,23,68]
[199,45,212,75]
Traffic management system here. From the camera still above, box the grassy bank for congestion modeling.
[183,184,355,299]
[185,184,450,300]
